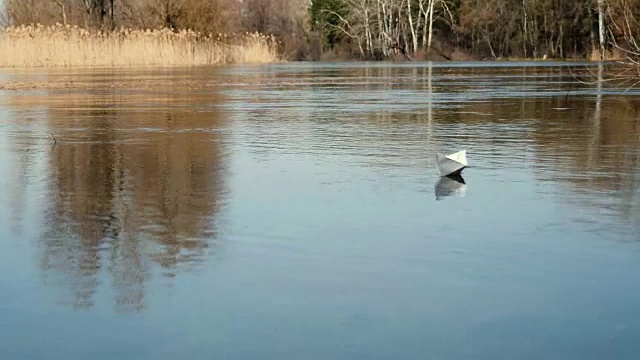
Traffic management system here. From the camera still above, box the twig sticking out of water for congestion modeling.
[51,133,57,145]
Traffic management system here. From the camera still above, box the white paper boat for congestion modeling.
[435,175,467,200]
[436,150,467,177]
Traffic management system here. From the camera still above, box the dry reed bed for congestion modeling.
[0,24,280,67]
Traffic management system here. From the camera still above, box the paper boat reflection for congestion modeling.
[435,174,467,200]
[436,150,467,177]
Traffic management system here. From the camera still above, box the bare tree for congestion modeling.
[406,0,418,53]
[598,0,606,59]
[82,0,116,28]
[52,0,68,25]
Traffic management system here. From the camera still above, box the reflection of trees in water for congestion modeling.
[436,85,640,223]
[7,112,42,237]
[430,91,640,232]
[530,95,640,229]
[212,63,640,228]
[232,65,599,176]
[39,89,228,312]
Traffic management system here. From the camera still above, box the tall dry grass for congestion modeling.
[587,46,626,61]
[0,24,281,67]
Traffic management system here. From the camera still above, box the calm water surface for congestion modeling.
[1,62,640,359]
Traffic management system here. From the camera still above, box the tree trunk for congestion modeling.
[522,0,528,57]
[406,0,418,53]
[364,6,373,57]
[427,0,435,49]
[110,0,115,29]
[52,0,67,25]
[597,0,605,60]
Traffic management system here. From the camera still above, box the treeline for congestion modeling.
[3,0,640,61]
[310,0,640,60]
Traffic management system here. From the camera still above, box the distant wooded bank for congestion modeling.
[1,0,639,63]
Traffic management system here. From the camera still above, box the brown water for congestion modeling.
[1,62,640,359]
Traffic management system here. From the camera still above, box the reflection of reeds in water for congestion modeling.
[0,24,279,67]
[28,88,229,311]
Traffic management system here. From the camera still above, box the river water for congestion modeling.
[1,62,639,359]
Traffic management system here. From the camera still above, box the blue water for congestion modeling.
[1,62,639,359]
